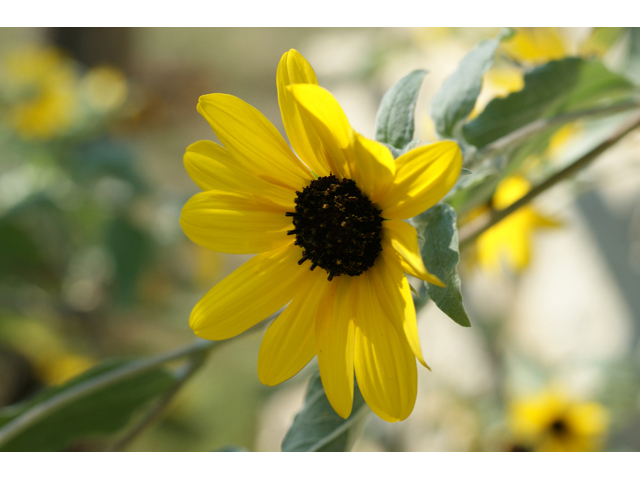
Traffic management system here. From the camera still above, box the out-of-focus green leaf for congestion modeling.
[375,70,427,150]
[281,369,367,452]
[463,58,637,148]
[413,204,470,327]
[105,216,152,305]
[626,28,640,84]
[68,139,145,193]
[431,29,511,139]
[0,360,175,452]
[579,28,624,58]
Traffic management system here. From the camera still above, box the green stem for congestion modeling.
[0,338,218,449]
[459,112,640,249]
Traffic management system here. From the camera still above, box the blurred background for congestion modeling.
[0,27,639,451]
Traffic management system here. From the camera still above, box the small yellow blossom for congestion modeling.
[1,46,79,140]
[181,49,463,422]
[509,388,609,452]
[477,176,560,274]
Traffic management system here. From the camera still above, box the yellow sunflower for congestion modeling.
[509,388,609,452]
[180,49,462,422]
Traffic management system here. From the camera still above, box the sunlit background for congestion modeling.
[1,27,639,451]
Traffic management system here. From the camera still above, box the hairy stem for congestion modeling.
[459,113,640,249]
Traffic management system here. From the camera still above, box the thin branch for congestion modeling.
[0,338,218,448]
[459,113,640,249]
[104,352,208,452]
[480,100,640,155]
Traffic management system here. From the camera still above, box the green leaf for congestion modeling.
[413,204,470,327]
[375,70,427,149]
[0,360,175,451]
[431,29,511,139]
[463,57,637,148]
[627,28,640,84]
[281,369,367,452]
[105,216,153,305]
[382,139,421,159]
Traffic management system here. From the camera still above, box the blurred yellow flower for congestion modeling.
[502,28,568,64]
[181,49,462,422]
[1,46,79,140]
[477,176,560,274]
[0,317,96,386]
[37,353,96,386]
[509,388,609,452]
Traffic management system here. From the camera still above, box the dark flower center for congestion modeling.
[550,419,568,435]
[286,174,383,281]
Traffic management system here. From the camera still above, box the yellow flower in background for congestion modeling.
[502,28,568,65]
[0,318,95,386]
[38,353,96,386]
[1,46,79,140]
[509,388,609,452]
[477,176,560,274]
[181,49,462,422]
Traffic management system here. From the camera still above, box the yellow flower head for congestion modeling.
[509,388,609,452]
[477,175,560,274]
[2,46,79,140]
[180,49,462,422]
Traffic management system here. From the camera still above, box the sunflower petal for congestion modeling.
[197,93,313,190]
[190,243,311,340]
[184,140,296,209]
[380,140,462,219]
[382,219,444,286]
[288,84,353,179]
[351,133,395,204]
[258,269,330,386]
[373,247,428,368]
[277,50,330,177]
[316,276,356,419]
[354,272,418,422]
[180,190,293,254]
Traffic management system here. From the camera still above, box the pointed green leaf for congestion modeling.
[431,29,511,139]
[463,57,637,148]
[375,70,427,149]
[0,360,175,451]
[413,203,470,327]
[281,369,367,452]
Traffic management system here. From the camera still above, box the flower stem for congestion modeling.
[459,113,640,249]
[0,338,218,449]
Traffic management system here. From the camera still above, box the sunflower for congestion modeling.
[180,49,462,422]
[509,388,609,452]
